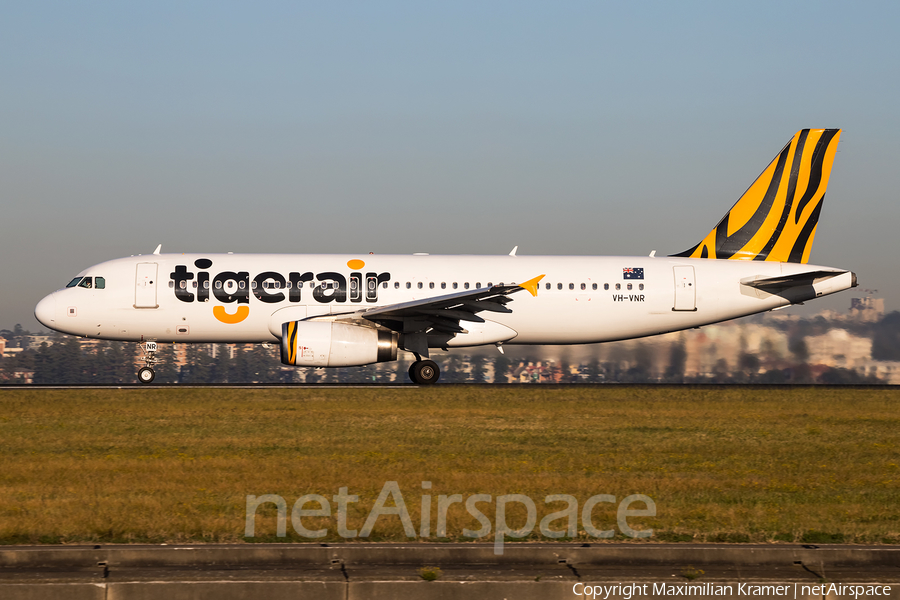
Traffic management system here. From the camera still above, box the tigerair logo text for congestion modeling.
[170,258,390,324]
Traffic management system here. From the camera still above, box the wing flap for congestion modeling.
[417,309,486,323]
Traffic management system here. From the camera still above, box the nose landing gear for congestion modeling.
[409,359,440,384]
[137,341,158,384]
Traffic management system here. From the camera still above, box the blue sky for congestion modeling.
[2,1,899,329]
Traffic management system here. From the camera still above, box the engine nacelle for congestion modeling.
[280,321,398,367]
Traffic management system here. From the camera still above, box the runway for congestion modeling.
[2,543,900,600]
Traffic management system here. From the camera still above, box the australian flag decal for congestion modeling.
[623,267,644,280]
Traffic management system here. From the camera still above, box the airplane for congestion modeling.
[34,128,854,384]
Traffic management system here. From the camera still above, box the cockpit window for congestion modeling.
[66,276,105,289]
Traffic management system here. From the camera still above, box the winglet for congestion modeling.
[509,246,518,256]
[518,274,545,297]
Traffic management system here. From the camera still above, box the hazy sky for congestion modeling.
[2,1,899,330]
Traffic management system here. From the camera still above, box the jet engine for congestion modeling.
[280,321,398,367]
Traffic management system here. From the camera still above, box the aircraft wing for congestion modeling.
[323,274,544,356]
[359,274,544,333]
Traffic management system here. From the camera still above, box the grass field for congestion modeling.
[0,386,898,545]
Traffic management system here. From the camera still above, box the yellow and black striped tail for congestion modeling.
[672,129,841,263]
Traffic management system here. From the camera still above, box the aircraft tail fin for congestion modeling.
[672,129,841,263]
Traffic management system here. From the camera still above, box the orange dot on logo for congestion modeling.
[347,259,365,270]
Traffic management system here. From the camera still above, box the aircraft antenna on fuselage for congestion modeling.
[153,244,162,255]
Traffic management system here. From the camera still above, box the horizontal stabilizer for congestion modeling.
[740,270,848,291]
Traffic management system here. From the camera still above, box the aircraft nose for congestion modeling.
[34,293,57,328]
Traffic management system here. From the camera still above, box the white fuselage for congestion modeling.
[35,253,854,347]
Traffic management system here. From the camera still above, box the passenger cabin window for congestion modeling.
[639,283,644,290]
[66,277,83,288]
[168,281,175,288]
[545,283,551,290]
[557,283,562,290]
[627,283,632,290]
[476,282,481,288]
[464,283,470,289]
[429,282,434,289]
[592,283,597,290]
[441,282,446,289]
[395,282,400,289]
[453,282,458,289]
[604,283,609,290]
[417,282,423,289]
[615,283,621,290]
[406,282,411,289]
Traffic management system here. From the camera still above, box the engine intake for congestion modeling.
[280,321,398,367]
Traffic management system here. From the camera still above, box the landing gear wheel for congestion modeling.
[408,363,417,382]
[138,367,156,384]
[411,360,440,385]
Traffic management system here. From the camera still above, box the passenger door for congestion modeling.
[134,263,159,308]
[673,266,696,311]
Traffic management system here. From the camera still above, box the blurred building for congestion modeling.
[805,329,872,370]
[850,296,885,322]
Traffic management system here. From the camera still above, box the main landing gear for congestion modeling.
[408,359,440,385]
[137,341,158,384]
